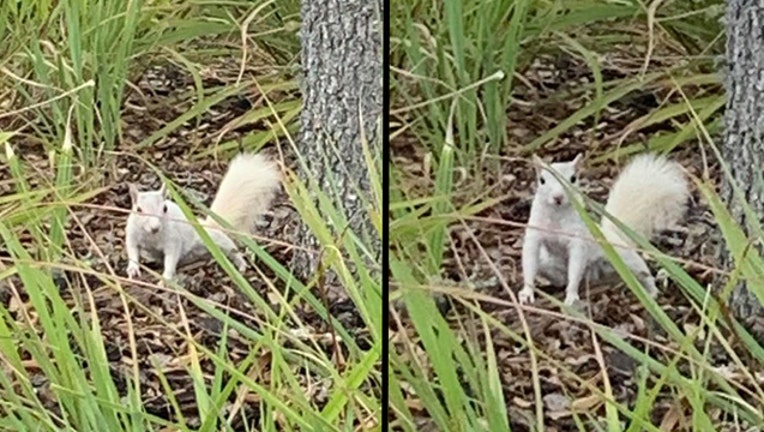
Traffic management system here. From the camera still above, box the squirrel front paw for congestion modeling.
[158,271,187,288]
[126,262,141,279]
[518,286,535,304]
[563,292,580,306]
[158,275,182,288]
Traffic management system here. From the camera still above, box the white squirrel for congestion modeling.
[520,152,689,306]
[125,152,281,282]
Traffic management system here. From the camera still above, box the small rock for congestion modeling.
[543,392,570,412]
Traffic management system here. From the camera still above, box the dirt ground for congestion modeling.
[0,60,370,428]
[389,50,764,429]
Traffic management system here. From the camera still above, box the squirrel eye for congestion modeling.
[570,175,577,183]
[136,206,143,213]
[539,177,546,185]
[163,205,168,213]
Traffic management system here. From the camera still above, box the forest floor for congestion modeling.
[388,49,763,430]
[0,57,370,428]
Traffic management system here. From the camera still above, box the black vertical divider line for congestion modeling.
[381,0,391,428]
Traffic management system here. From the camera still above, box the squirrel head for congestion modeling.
[532,153,583,208]
[128,183,170,234]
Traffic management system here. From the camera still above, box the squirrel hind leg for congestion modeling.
[616,247,658,297]
[537,245,567,287]
[207,229,248,272]
[234,253,247,272]
[140,248,163,264]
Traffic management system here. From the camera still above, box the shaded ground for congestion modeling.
[390,48,763,429]
[0,57,370,428]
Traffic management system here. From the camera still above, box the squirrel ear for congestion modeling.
[159,183,168,198]
[531,154,545,169]
[571,153,584,169]
[128,183,139,204]
[531,155,546,176]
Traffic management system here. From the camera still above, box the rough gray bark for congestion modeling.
[292,0,382,284]
[720,0,764,336]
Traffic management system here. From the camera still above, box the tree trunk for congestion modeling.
[720,0,764,337]
[292,0,382,285]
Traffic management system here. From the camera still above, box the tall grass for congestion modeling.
[390,0,724,169]
[0,0,380,430]
[0,0,300,166]
[388,0,764,430]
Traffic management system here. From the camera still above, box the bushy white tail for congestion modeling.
[600,153,689,246]
[206,152,281,233]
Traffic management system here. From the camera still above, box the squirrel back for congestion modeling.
[206,152,281,233]
[600,153,689,246]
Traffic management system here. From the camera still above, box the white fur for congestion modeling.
[520,152,689,306]
[207,152,281,233]
[520,155,592,305]
[600,153,689,247]
[124,152,281,282]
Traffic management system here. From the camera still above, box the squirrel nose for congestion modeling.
[149,226,160,233]
[553,195,563,205]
